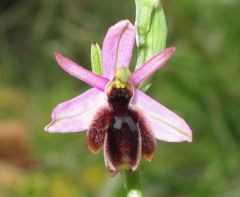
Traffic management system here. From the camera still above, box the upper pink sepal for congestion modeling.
[45,88,106,133]
[55,53,109,91]
[102,20,136,80]
[130,47,175,86]
[133,89,192,142]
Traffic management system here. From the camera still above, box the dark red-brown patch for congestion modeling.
[107,87,133,116]
[87,107,112,154]
[105,113,141,171]
[105,87,141,171]
[88,87,156,174]
[136,110,156,161]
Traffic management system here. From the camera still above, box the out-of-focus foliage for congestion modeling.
[0,0,240,196]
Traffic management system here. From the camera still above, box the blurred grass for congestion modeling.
[0,0,240,196]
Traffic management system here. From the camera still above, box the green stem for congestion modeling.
[121,170,142,197]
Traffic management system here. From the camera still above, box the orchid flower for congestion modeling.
[45,20,192,175]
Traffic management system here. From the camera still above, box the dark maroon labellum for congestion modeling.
[87,87,155,175]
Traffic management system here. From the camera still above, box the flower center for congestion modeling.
[107,87,133,115]
[115,67,131,88]
[106,67,134,114]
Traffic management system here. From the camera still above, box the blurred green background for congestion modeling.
[0,0,240,196]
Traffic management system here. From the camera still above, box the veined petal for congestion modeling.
[130,47,175,86]
[102,20,136,80]
[45,88,106,133]
[55,53,109,91]
[133,89,192,142]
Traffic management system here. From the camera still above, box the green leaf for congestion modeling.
[90,41,102,75]
[135,0,167,91]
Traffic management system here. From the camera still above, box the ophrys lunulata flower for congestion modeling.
[45,20,192,175]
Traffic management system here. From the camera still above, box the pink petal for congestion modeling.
[132,89,192,142]
[102,20,136,80]
[130,47,175,86]
[45,88,106,133]
[55,53,109,91]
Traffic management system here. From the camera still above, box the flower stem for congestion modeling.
[135,0,167,92]
[121,170,142,197]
